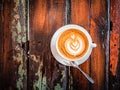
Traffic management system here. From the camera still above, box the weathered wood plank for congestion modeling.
[70,0,90,90]
[1,0,14,89]
[0,0,3,75]
[90,0,108,90]
[11,0,28,89]
[0,1,4,89]
[29,0,67,90]
[1,0,120,90]
[0,0,28,90]
[110,0,120,90]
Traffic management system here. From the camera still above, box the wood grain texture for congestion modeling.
[90,0,108,90]
[0,0,4,89]
[1,0,14,89]
[29,0,67,90]
[0,0,28,90]
[110,0,120,90]
[0,0,3,75]
[70,0,90,90]
[1,0,120,90]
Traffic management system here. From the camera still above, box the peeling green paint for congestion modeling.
[54,83,63,90]
[17,61,27,90]
[22,36,26,43]
[54,70,66,90]
[11,0,27,90]
[12,31,17,42]
[16,21,21,34]
[69,74,73,90]
[42,76,47,90]
[61,70,66,82]
[33,62,47,90]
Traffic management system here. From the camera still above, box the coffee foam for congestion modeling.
[65,34,85,56]
[57,29,89,60]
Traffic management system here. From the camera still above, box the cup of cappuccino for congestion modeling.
[51,24,96,65]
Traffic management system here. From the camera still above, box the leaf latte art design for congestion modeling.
[57,29,89,60]
[65,34,85,56]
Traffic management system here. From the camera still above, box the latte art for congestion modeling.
[65,34,85,56]
[57,29,89,60]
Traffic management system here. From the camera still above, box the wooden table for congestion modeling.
[0,0,120,90]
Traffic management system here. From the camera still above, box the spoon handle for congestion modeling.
[76,66,94,84]
[70,62,94,84]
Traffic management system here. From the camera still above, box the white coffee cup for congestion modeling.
[51,24,96,66]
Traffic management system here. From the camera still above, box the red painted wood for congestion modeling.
[0,0,3,75]
[0,0,120,90]
[70,0,90,90]
[0,1,4,89]
[0,0,27,89]
[29,0,67,89]
[2,1,14,89]
[110,0,120,90]
[90,0,108,90]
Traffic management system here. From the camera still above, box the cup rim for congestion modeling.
[55,24,93,61]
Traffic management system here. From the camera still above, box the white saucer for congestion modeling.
[50,24,91,66]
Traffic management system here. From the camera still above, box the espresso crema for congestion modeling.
[57,29,89,60]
